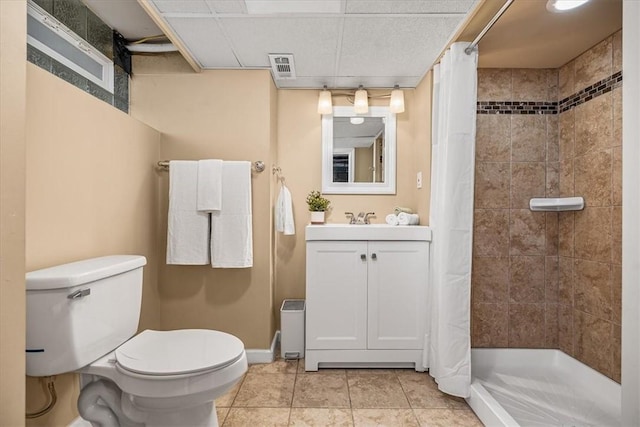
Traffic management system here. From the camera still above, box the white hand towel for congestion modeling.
[397,212,420,225]
[166,161,210,265]
[197,159,223,212]
[276,184,295,235]
[394,206,414,215]
[385,214,399,226]
[211,161,253,268]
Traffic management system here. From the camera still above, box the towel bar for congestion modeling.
[157,160,265,173]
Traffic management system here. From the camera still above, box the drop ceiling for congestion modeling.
[84,0,480,89]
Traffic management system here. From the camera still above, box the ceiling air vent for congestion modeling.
[268,54,296,80]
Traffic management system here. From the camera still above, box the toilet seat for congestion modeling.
[115,329,245,377]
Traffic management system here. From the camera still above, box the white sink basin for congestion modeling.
[305,224,432,241]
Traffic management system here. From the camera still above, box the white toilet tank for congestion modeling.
[26,255,147,377]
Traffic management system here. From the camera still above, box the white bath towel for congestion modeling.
[211,161,253,268]
[166,161,210,265]
[276,184,295,235]
[397,212,420,225]
[197,159,223,212]
[385,214,399,226]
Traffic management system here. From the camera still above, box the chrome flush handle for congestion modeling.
[67,289,91,299]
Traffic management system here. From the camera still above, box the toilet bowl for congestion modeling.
[25,256,247,427]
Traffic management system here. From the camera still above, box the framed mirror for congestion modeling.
[322,106,396,194]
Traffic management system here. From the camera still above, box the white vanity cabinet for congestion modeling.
[305,225,431,371]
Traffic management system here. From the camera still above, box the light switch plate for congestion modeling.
[417,171,423,189]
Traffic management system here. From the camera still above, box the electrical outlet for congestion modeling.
[417,171,423,189]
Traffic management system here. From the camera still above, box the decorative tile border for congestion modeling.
[559,71,622,113]
[477,101,558,115]
[477,71,622,115]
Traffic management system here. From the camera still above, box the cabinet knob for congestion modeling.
[360,254,366,261]
[371,253,377,260]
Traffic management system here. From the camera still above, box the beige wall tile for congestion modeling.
[472,303,509,347]
[574,37,612,91]
[612,146,622,206]
[559,158,574,197]
[613,87,622,147]
[574,94,613,156]
[509,210,546,255]
[558,256,574,307]
[471,257,509,303]
[509,256,545,303]
[509,304,545,348]
[511,163,546,209]
[558,212,575,257]
[558,110,575,161]
[612,324,621,383]
[546,213,559,255]
[612,265,622,325]
[545,256,559,302]
[574,259,612,320]
[546,162,560,198]
[612,206,622,265]
[477,69,512,101]
[612,30,622,74]
[546,304,559,348]
[473,209,510,256]
[547,114,560,162]
[511,115,547,162]
[512,69,556,102]
[574,310,612,377]
[574,207,612,263]
[574,149,612,207]
[558,61,575,100]
[476,115,511,162]
[558,304,574,356]
[474,162,510,209]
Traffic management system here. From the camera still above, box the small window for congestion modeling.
[27,1,113,92]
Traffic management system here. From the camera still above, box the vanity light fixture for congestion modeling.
[316,85,405,115]
[354,86,369,114]
[317,86,333,114]
[546,0,589,12]
[390,85,405,113]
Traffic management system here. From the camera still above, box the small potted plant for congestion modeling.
[306,190,330,224]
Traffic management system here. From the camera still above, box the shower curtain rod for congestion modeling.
[464,0,514,55]
[157,160,266,173]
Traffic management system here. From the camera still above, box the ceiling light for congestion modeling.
[317,86,333,114]
[354,86,369,114]
[350,117,365,125]
[389,85,405,114]
[546,0,590,12]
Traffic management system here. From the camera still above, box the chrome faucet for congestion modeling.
[356,212,375,224]
[345,212,356,224]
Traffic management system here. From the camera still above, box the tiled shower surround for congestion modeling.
[472,30,622,382]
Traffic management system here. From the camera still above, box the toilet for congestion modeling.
[25,255,247,427]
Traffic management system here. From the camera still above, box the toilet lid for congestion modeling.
[115,329,245,376]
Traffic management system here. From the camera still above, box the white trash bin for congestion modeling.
[280,299,305,359]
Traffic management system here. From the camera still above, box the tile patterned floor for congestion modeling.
[214,358,483,426]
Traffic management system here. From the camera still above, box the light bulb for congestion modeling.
[317,86,332,114]
[390,85,405,113]
[546,0,589,12]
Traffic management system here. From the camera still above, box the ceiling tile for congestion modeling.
[205,0,247,14]
[345,0,477,14]
[244,0,342,14]
[338,16,462,78]
[219,17,342,75]
[152,0,212,14]
[165,18,240,67]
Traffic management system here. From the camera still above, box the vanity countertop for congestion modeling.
[306,224,432,241]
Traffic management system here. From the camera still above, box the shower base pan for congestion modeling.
[467,348,620,426]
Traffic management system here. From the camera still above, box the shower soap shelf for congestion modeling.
[529,197,584,212]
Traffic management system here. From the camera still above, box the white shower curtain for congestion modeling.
[426,42,478,398]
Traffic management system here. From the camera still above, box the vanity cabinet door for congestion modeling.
[306,241,368,350]
[367,241,428,350]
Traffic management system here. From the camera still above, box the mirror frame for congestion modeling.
[321,106,397,194]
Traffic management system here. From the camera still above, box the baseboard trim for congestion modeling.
[246,330,280,364]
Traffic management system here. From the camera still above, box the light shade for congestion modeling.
[317,87,333,114]
[389,86,405,113]
[546,0,589,12]
[354,86,369,114]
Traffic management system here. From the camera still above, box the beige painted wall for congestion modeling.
[130,61,277,349]
[0,1,27,425]
[274,78,433,320]
[25,64,162,426]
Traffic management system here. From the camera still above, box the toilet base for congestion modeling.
[122,398,219,427]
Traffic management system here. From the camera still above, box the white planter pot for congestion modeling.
[310,211,325,224]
